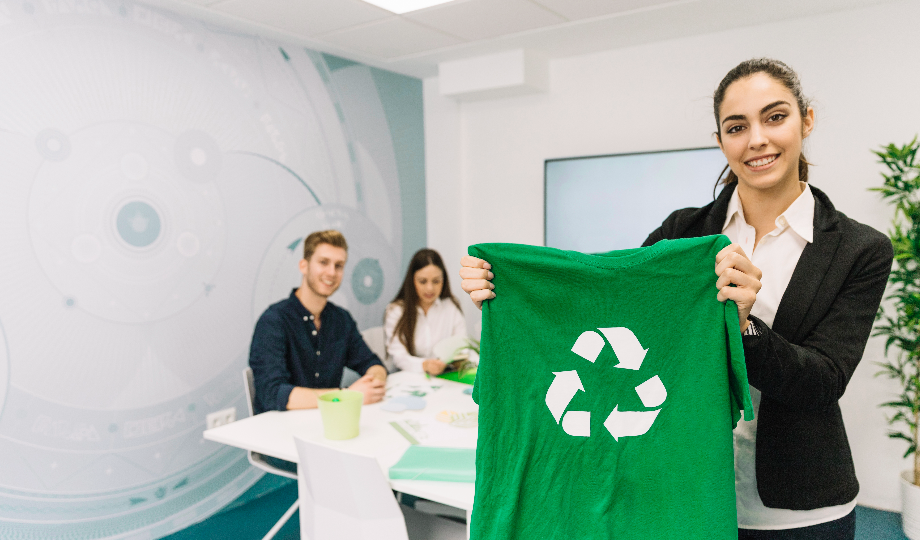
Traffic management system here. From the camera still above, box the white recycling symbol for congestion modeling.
[545,327,667,441]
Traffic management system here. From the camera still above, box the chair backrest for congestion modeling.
[361,325,395,372]
[243,367,256,418]
[294,436,408,540]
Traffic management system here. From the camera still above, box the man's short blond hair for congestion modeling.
[303,230,348,260]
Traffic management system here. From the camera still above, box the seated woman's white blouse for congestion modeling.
[384,298,467,373]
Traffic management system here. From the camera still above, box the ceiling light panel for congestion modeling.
[212,0,391,37]
[407,0,565,42]
[322,17,464,58]
[360,0,457,15]
[531,0,687,21]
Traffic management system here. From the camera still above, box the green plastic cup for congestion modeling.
[317,390,363,440]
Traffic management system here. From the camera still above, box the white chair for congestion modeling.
[340,326,391,389]
[294,437,466,540]
[361,325,396,373]
[243,367,299,540]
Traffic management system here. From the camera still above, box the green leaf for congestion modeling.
[871,136,920,458]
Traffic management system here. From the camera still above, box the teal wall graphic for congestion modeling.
[0,1,425,538]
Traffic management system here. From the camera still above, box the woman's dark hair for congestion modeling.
[390,248,461,356]
[713,58,812,193]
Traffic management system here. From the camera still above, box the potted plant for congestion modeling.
[871,136,920,538]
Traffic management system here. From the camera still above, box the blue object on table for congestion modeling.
[381,395,427,412]
[462,387,473,395]
[381,401,407,412]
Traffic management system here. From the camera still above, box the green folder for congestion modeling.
[388,446,476,483]
[437,367,477,385]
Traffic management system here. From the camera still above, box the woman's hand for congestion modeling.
[715,244,762,332]
[459,256,495,310]
[422,358,447,375]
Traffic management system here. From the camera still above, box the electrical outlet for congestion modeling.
[205,407,236,430]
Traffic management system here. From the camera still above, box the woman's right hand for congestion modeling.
[459,256,495,310]
[422,358,447,375]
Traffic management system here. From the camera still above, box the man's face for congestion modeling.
[300,243,347,298]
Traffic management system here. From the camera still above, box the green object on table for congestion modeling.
[317,390,363,440]
[388,446,476,482]
[437,367,477,385]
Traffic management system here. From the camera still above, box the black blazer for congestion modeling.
[643,183,893,510]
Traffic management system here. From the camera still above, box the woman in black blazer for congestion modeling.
[460,58,893,539]
[643,181,892,537]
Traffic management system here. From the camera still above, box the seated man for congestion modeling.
[249,229,387,421]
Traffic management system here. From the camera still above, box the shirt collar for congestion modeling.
[288,288,333,318]
[417,297,442,314]
[722,187,745,233]
[721,183,814,243]
[781,183,815,243]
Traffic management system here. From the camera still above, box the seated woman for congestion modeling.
[385,248,467,375]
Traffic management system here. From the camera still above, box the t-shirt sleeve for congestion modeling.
[725,299,754,427]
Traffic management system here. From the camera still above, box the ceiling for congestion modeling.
[147,0,894,79]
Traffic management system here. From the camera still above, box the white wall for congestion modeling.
[425,0,920,512]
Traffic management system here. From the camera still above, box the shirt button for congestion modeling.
[316,351,321,356]
[778,217,787,227]
[315,372,319,378]
[303,316,309,321]
[309,315,314,320]
[312,330,317,336]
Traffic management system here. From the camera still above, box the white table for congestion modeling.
[203,372,477,535]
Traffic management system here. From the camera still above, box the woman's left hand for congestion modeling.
[715,244,763,332]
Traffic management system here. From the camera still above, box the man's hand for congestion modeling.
[349,372,386,404]
[365,364,388,383]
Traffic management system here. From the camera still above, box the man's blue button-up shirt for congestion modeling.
[249,289,383,414]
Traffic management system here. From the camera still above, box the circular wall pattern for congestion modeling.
[34,128,71,162]
[115,200,163,249]
[174,130,222,183]
[351,257,385,305]
[27,122,226,324]
[0,3,411,538]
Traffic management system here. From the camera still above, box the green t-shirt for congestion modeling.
[469,236,754,540]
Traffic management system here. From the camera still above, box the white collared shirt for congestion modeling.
[384,298,468,373]
[723,183,857,529]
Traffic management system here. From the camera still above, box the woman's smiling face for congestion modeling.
[717,72,814,193]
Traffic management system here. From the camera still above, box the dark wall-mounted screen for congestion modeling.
[545,147,727,253]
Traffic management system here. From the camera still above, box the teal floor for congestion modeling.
[163,477,909,540]
[163,476,300,540]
